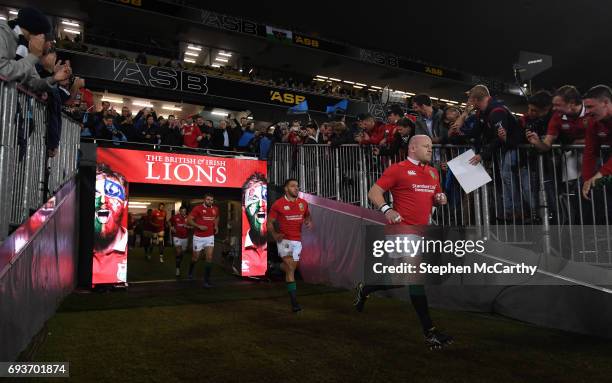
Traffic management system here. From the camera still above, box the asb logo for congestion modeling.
[112,60,208,95]
[294,34,320,48]
[284,205,290,210]
[270,91,306,105]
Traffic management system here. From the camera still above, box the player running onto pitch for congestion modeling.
[170,206,191,277]
[187,194,219,287]
[354,135,454,350]
[267,179,313,313]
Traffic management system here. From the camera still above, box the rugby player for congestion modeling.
[150,202,167,263]
[170,206,190,277]
[354,135,454,349]
[267,179,313,313]
[187,194,219,287]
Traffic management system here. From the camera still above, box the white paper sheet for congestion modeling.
[446,149,492,194]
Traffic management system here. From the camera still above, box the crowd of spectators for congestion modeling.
[56,36,372,102]
[75,102,273,158]
[3,8,610,227]
[265,84,611,225]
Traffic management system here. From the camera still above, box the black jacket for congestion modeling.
[211,128,231,150]
[472,99,522,161]
[160,125,183,147]
[330,130,355,147]
[378,131,412,157]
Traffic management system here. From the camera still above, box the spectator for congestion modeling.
[258,127,273,160]
[582,85,612,195]
[229,117,246,148]
[303,121,319,144]
[238,122,256,150]
[136,113,161,144]
[329,121,354,147]
[160,115,183,147]
[465,84,522,221]
[319,122,333,144]
[212,119,231,150]
[195,116,212,148]
[526,85,589,151]
[526,86,593,224]
[96,115,127,143]
[518,90,555,220]
[273,122,291,143]
[90,101,112,131]
[372,117,415,157]
[115,106,135,140]
[0,7,71,92]
[466,84,522,164]
[443,106,466,142]
[380,106,405,146]
[181,119,203,148]
[354,113,384,145]
[412,94,446,143]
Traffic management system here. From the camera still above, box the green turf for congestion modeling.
[14,247,612,383]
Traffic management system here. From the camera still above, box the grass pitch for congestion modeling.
[15,248,612,383]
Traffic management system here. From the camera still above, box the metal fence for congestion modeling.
[269,143,611,263]
[0,79,81,240]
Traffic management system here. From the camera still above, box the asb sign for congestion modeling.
[92,147,268,287]
[112,61,208,95]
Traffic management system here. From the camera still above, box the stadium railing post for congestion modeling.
[359,147,367,208]
[299,146,306,192]
[0,82,17,239]
[315,145,321,196]
[334,149,341,201]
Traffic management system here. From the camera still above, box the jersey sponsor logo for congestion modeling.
[412,183,436,193]
[561,123,570,130]
[407,170,416,176]
[284,205,290,210]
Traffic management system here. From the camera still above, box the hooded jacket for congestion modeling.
[0,20,55,92]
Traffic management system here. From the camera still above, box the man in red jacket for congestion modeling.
[181,121,203,148]
[582,85,612,199]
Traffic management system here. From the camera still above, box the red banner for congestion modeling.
[94,147,268,282]
[97,148,267,188]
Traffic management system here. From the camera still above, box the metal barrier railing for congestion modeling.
[0,80,81,240]
[269,143,611,263]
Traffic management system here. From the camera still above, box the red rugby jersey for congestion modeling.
[583,118,612,179]
[150,209,166,231]
[189,205,218,237]
[375,159,441,225]
[269,196,310,241]
[170,214,189,239]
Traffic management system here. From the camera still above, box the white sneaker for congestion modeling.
[160,256,164,263]
[175,268,180,277]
